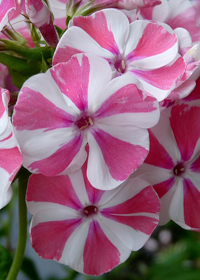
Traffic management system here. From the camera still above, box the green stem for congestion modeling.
[6,168,30,280]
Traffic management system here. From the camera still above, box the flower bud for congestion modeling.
[25,0,59,47]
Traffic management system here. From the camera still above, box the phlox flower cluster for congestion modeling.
[1,0,200,277]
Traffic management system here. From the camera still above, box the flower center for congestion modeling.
[114,59,126,74]
[173,162,185,176]
[83,205,98,217]
[76,115,93,130]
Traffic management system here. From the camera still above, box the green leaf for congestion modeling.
[8,69,33,89]
[0,53,41,74]
[20,257,40,280]
[0,245,12,280]
[0,39,53,61]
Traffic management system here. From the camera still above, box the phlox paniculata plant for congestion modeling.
[0,0,200,278]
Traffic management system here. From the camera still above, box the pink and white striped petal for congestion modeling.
[0,0,17,31]
[70,9,129,55]
[140,0,200,43]
[13,58,93,176]
[93,73,160,127]
[129,56,185,101]
[87,124,149,190]
[51,55,113,113]
[0,88,22,209]
[126,20,178,70]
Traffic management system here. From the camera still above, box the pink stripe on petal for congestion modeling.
[91,127,148,181]
[170,104,200,161]
[153,177,175,198]
[145,130,174,169]
[31,219,82,261]
[0,132,12,142]
[0,0,16,23]
[140,6,154,19]
[95,84,157,118]
[128,23,177,61]
[0,88,9,118]
[83,220,120,275]
[28,134,83,176]
[191,156,200,173]
[27,174,82,210]
[183,178,200,230]
[102,186,160,215]
[132,57,185,90]
[53,46,82,65]
[102,214,158,235]
[72,12,119,54]
[0,147,22,174]
[51,56,90,111]
[183,77,200,101]
[82,159,105,205]
[168,7,200,43]
[13,87,74,131]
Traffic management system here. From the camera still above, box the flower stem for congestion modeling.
[6,168,30,280]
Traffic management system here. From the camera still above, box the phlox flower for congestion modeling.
[52,8,185,102]
[0,87,22,209]
[139,0,200,44]
[132,102,200,231]
[26,158,160,275]
[12,53,160,190]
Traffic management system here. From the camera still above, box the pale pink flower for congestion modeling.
[53,8,185,101]
[12,53,159,190]
[0,87,22,209]
[132,102,200,231]
[26,159,160,275]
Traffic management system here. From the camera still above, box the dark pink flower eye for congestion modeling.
[173,162,185,176]
[83,205,98,216]
[76,115,94,130]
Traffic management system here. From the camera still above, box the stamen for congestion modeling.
[89,117,94,125]
[121,60,126,70]
[80,124,89,130]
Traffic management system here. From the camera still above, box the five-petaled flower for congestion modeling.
[53,8,185,101]
[132,103,200,231]
[26,158,160,275]
[12,53,160,190]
